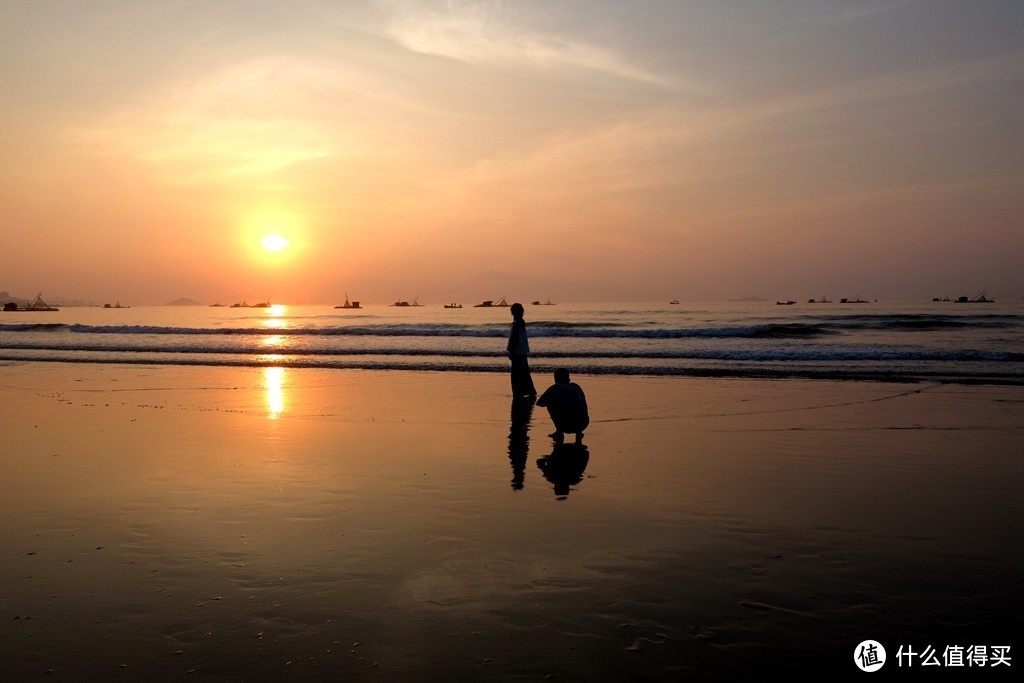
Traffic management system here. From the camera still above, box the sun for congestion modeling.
[261,234,289,252]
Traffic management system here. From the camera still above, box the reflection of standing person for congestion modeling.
[536,368,589,444]
[507,302,536,398]
[508,398,534,490]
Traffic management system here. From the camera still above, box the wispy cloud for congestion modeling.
[77,57,349,185]
[382,0,683,89]
[454,48,1024,177]
[829,0,919,24]
[751,50,1024,120]
[421,44,1024,245]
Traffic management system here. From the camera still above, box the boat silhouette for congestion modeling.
[955,291,994,303]
[475,297,510,307]
[3,292,59,312]
[336,294,362,309]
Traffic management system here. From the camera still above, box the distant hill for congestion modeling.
[166,297,203,306]
[0,291,26,305]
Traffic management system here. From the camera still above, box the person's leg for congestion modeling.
[509,355,522,394]
[574,416,589,444]
[510,355,536,397]
[549,410,567,443]
[519,356,536,396]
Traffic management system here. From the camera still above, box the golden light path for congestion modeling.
[263,366,286,418]
[261,305,288,418]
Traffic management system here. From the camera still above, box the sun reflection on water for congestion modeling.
[263,366,286,418]
[261,335,286,349]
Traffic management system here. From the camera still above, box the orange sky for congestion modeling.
[1,1,1021,304]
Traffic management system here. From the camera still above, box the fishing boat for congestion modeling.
[391,299,424,307]
[474,297,510,307]
[444,303,463,309]
[531,298,555,305]
[956,291,994,303]
[840,295,870,304]
[807,296,832,303]
[103,302,130,309]
[3,292,59,312]
[335,294,362,309]
[669,300,680,305]
[231,301,271,308]
[776,300,796,305]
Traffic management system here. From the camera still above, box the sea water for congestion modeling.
[1,301,1021,384]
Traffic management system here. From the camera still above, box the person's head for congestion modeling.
[554,368,571,384]
[510,302,524,319]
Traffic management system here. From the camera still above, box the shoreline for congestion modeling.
[2,355,1021,386]
[1,363,1021,680]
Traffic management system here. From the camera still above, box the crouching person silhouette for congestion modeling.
[536,368,589,444]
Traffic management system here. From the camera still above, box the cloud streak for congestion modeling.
[383,0,683,89]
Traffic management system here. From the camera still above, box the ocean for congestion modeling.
[1,300,1022,384]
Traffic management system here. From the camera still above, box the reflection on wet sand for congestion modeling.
[508,397,534,489]
[537,443,590,498]
[0,365,1018,681]
[263,366,286,418]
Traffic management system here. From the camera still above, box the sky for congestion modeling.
[1,0,1021,305]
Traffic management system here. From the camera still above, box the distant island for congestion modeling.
[166,297,203,306]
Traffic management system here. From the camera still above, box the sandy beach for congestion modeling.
[1,362,1020,680]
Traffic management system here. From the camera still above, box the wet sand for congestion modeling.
[1,363,1020,680]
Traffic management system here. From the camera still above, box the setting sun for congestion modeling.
[261,234,289,252]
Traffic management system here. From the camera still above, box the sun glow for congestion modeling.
[240,209,307,269]
[261,234,289,252]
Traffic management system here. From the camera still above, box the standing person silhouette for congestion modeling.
[507,302,536,399]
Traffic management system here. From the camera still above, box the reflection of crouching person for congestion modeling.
[536,368,589,444]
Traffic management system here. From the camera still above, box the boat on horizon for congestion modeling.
[531,298,555,305]
[444,303,463,308]
[335,294,362,309]
[776,300,796,305]
[474,297,510,307]
[103,301,130,309]
[3,292,59,312]
[231,301,271,308]
[955,291,994,303]
[840,295,870,303]
[807,296,832,303]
